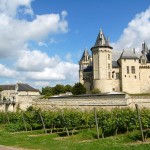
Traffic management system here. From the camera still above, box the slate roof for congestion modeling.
[0,83,39,92]
[17,83,39,92]
[120,50,139,59]
[83,66,93,72]
[112,61,119,68]
[80,49,91,62]
[0,85,15,90]
[91,29,112,49]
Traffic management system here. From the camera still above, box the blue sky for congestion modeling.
[0,0,150,89]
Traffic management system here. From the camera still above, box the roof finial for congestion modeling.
[100,28,103,34]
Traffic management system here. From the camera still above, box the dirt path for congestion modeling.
[0,145,29,150]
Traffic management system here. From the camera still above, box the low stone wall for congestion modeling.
[33,94,130,110]
[33,94,150,111]
[2,94,150,112]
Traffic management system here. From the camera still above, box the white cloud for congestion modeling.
[113,6,150,51]
[0,1,68,58]
[49,38,58,44]
[66,53,72,62]
[23,61,78,82]
[61,10,68,20]
[0,64,18,78]
[38,42,47,47]
[31,81,51,89]
[16,50,60,71]
[0,0,80,88]
[0,0,33,17]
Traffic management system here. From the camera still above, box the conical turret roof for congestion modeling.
[91,29,112,50]
[80,48,90,62]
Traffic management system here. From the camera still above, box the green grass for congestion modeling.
[0,129,150,150]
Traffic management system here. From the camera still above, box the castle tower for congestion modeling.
[91,29,113,92]
[79,48,92,84]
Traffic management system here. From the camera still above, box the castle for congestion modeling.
[79,29,150,94]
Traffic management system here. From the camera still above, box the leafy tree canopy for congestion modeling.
[72,83,86,95]
[65,85,73,93]
[41,84,73,96]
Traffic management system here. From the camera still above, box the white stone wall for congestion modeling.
[32,95,150,111]
[120,59,140,94]
[140,66,150,93]
[33,97,128,111]
[1,90,16,101]
[112,68,120,92]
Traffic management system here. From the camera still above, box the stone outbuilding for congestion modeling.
[0,83,40,111]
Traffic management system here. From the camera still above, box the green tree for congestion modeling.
[53,84,66,95]
[90,88,101,94]
[72,83,86,95]
[65,84,73,92]
[41,86,53,96]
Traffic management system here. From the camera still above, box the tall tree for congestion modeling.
[72,83,86,95]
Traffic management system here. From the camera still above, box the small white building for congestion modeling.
[0,83,40,111]
[79,29,150,94]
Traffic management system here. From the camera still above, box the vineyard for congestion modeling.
[0,106,150,140]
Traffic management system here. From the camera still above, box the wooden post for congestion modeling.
[5,112,10,124]
[135,104,144,142]
[39,111,47,133]
[21,112,27,132]
[94,107,99,139]
[61,111,69,136]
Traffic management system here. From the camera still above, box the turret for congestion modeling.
[91,29,113,92]
[79,48,92,84]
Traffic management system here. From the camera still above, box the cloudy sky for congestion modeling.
[0,0,150,89]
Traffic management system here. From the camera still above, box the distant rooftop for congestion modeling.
[0,83,39,92]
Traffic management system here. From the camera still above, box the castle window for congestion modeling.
[127,66,129,74]
[108,63,110,69]
[131,66,135,74]
[108,72,111,79]
[112,74,114,78]
[124,59,126,61]
[135,75,136,79]
[116,73,119,79]
[108,54,110,60]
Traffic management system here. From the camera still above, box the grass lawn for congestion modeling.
[0,129,150,150]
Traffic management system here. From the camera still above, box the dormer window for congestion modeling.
[141,59,146,64]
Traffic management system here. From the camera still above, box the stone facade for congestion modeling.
[79,29,150,94]
[0,83,40,111]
